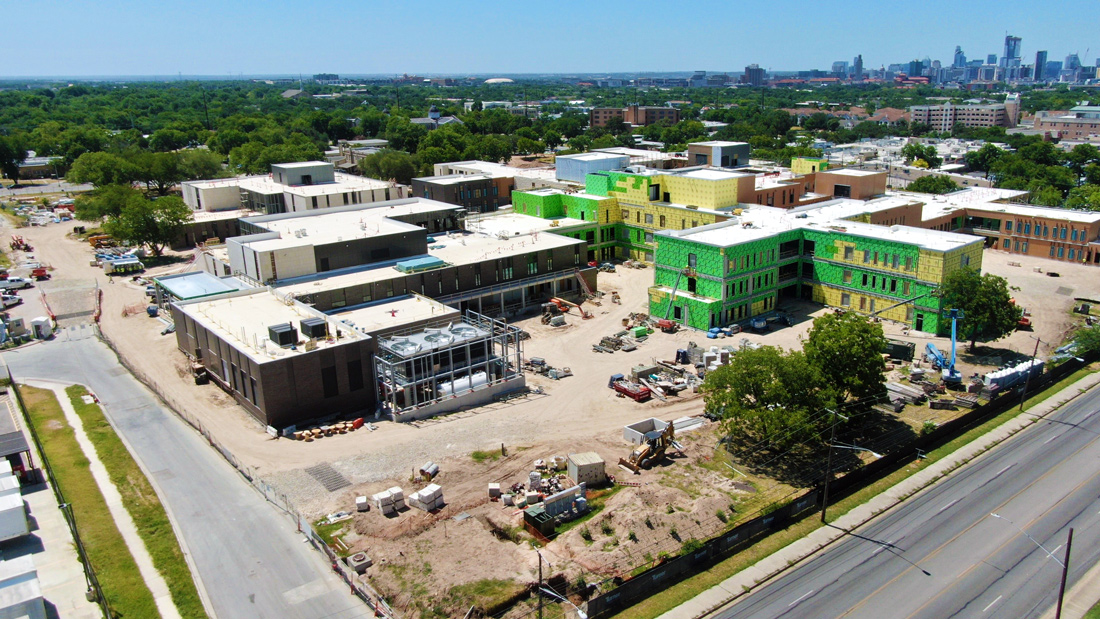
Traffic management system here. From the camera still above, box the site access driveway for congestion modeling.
[5,336,373,619]
[714,383,1100,619]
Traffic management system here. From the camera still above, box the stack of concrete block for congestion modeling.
[488,483,501,499]
[407,484,444,512]
[372,490,396,515]
[388,486,405,510]
[355,496,369,512]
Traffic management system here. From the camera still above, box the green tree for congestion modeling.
[906,175,959,194]
[149,129,190,152]
[178,149,227,180]
[358,149,417,185]
[702,346,828,450]
[0,135,27,184]
[66,151,137,187]
[1065,185,1100,211]
[104,195,192,256]
[131,151,183,196]
[1074,325,1100,356]
[964,143,1004,173]
[74,184,146,221]
[900,142,942,168]
[939,267,1022,351]
[803,311,887,404]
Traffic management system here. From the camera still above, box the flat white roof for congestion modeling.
[468,211,589,235]
[892,187,1100,224]
[414,174,493,185]
[178,290,365,364]
[333,295,459,335]
[238,199,457,251]
[191,209,257,223]
[275,228,581,297]
[668,197,981,252]
[825,168,882,177]
[691,141,748,147]
[443,160,557,179]
[558,152,627,162]
[272,161,328,169]
[677,169,748,181]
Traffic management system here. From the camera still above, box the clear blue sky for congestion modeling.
[6,0,1098,77]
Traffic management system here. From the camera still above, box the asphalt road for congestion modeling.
[715,384,1100,619]
[5,336,373,619]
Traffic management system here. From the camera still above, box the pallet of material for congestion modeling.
[886,382,926,403]
[954,393,980,409]
[929,398,955,410]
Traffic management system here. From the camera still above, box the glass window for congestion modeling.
[1071,229,1078,241]
[905,257,913,270]
[841,293,850,307]
[863,250,871,263]
[1069,249,1076,260]
[844,246,854,260]
[645,214,654,225]
[903,281,911,295]
[1061,227,1067,239]
[1005,221,1012,232]
[862,273,868,286]
[843,270,852,284]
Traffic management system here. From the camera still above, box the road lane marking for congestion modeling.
[1044,435,1059,445]
[994,463,1016,478]
[939,499,960,513]
[841,436,1100,619]
[788,590,813,607]
[983,595,1002,612]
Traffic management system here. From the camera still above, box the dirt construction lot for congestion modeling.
[8,215,1100,617]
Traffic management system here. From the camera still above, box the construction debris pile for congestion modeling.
[523,357,572,380]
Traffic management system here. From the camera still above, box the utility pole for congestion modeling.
[537,550,544,619]
[1055,528,1073,619]
[820,409,839,523]
[1018,335,1042,411]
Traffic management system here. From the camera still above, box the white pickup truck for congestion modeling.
[0,278,32,291]
[0,295,20,309]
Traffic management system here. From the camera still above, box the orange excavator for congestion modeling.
[550,297,592,319]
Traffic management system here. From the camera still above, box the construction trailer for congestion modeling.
[374,310,525,422]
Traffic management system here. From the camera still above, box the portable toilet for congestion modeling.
[30,317,51,340]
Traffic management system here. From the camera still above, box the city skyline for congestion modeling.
[3,0,1098,78]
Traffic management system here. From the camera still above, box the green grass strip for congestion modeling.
[608,366,1097,619]
[66,385,208,619]
[19,385,161,618]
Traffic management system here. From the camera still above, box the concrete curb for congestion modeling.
[657,371,1100,619]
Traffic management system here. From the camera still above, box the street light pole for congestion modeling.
[1055,528,1073,619]
[1018,335,1042,411]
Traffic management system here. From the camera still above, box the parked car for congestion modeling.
[0,278,33,290]
[0,295,21,309]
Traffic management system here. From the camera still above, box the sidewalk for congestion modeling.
[5,386,101,619]
[27,380,182,619]
[658,371,1100,619]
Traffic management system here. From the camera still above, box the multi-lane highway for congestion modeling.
[716,383,1100,619]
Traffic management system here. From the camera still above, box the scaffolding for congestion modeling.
[374,310,524,419]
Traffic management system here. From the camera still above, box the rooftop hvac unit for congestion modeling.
[300,317,328,339]
[268,323,298,347]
